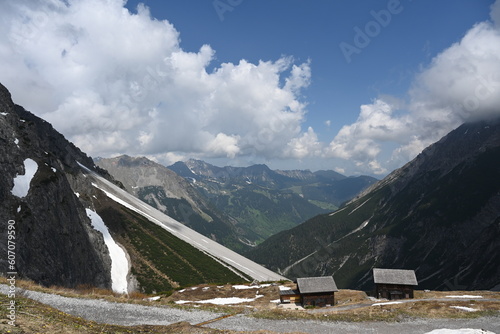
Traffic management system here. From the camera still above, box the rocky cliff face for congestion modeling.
[248,118,500,291]
[0,83,112,289]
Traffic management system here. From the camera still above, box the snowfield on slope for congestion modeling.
[86,208,129,294]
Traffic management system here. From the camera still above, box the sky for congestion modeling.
[1,0,500,176]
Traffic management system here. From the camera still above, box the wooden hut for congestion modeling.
[279,288,301,304]
[373,268,418,300]
[296,276,339,307]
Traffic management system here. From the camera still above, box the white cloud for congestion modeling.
[326,99,409,174]
[327,2,500,175]
[0,0,312,162]
[205,133,241,159]
[284,126,322,159]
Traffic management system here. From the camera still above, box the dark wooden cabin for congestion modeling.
[296,276,339,307]
[373,268,418,300]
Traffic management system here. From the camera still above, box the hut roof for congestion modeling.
[373,268,418,286]
[297,276,338,294]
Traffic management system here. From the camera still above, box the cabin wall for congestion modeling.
[301,292,335,307]
[280,294,301,303]
[375,283,414,300]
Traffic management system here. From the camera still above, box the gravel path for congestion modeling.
[1,285,223,326]
[205,315,500,334]
[2,285,499,333]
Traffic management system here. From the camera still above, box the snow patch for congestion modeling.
[175,295,263,305]
[74,192,80,198]
[17,206,21,213]
[11,158,38,198]
[147,296,161,301]
[1,112,8,115]
[279,286,291,291]
[51,167,56,173]
[450,306,478,312]
[445,295,483,299]
[372,301,404,306]
[233,284,271,290]
[85,209,129,294]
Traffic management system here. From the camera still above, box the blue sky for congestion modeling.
[1,0,500,176]
[125,0,490,134]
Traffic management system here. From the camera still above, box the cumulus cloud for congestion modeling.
[327,1,500,175]
[0,0,316,163]
[326,99,409,174]
[284,127,322,159]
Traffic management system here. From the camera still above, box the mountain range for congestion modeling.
[168,159,377,244]
[247,117,500,291]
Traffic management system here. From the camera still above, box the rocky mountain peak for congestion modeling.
[0,83,112,289]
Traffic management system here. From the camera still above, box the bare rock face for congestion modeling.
[0,83,111,289]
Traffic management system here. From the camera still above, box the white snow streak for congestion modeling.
[175,295,263,305]
[348,197,371,215]
[11,158,38,198]
[445,295,483,299]
[450,306,478,312]
[232,284,271,290]
[372,301,404,306]
[85,209,128,294]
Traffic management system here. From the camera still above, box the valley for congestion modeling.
[97,156,376,247]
